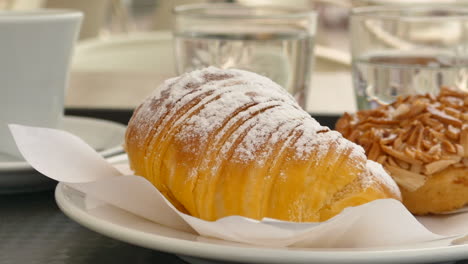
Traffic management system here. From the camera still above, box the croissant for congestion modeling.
[125,67,401,222]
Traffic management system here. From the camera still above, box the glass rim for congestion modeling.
[173,3,316,20]
[351,5,468,20]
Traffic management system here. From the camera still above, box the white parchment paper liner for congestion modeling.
[9,124,468,248]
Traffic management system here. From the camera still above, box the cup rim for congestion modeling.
[0,8,82,21]
[352,5,468,21]
[173,3,316,20]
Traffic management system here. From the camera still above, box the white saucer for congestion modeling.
[0,116,126,193]
[0,116,125,172]
[55,183,468,264]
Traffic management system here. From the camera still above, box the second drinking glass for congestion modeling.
[351,5,468,110]
[173,4,317,109]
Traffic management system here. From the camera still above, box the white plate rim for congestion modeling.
[0,116,125,172]
[55,183,468,264]
[75,31,172,54]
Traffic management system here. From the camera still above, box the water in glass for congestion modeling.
[175,30,314,107]
[353,51,468,110]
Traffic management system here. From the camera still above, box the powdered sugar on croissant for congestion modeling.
[125,67,401,222]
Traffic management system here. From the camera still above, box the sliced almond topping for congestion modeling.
[387,156,398,167]
[400,126,413,142]
[360,140,373,153]
[381,145,423,165]
[427,106,462,127]
[415,149,435,163]
[377,155,387,164]
[359,134,373,148]
[445,154,462,163]
[415,127,424,150]
[400,118,411,127]
[404,147,417,159]
[440,86,466,98]
[444,107,461,119]
[446,125,460,140]
[422,139,433,150]
[406,100,428,118]
[456,144,465,157]
[395,159,410,170]
[367,141,381,161]
[392,103,410,118]
[428,144,442,157]
[335,112,352,137]
[335,86,467,183]
[441,140,457,153]
[462,113,468,121]
[393,136,403,150]
[421,114,442,128]
[348,129,361,142]
[429,129,446,141]
[368,117,400,125]
[380,134,397,145]
[385,165,426,191]
[440,96,464,108]
[425,159,459,175]
[410,163,422,174]
[461,125,468,158]
[407,124,423,146]
[426,93,436,101]
[399,142,408,151]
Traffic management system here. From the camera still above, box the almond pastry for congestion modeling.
[336,87,468,214]
[125,67,401,222]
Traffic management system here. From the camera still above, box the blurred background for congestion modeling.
[0,0,462,114]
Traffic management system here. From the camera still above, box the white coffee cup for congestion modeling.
[0,9,82,160]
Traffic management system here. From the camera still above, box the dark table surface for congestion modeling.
[1,109,467,264]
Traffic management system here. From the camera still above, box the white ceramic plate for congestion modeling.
[55,183,468,264]
[0,116,126,193]
[0,116,126,172]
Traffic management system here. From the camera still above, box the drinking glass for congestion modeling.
[173,4,317,108]
[350,5,468,110]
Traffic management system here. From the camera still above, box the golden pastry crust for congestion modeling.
[402,168,468,214]
[125,67,401,222]
[336,87,468,214]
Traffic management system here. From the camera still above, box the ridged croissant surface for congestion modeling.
[125,67,401,222]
